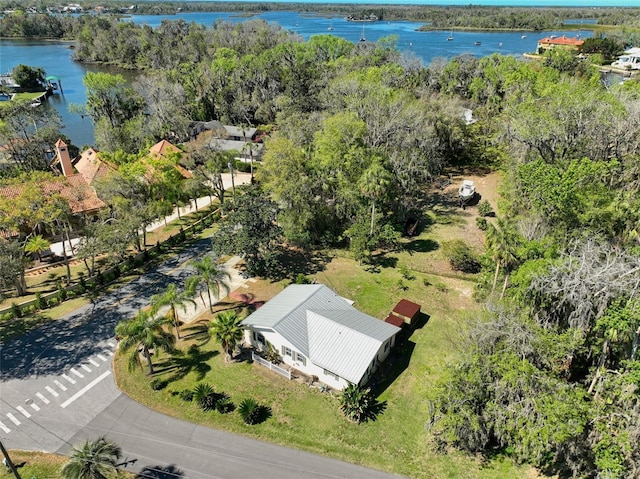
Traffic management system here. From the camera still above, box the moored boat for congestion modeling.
[458,180,476,206]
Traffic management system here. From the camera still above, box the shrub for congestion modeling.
[265,343,281,364]
[193,383,217,411]
[442,240,482,273]
[478,200,494,217]
[238,398,261,424]
[293,273,311,284]
[56,287,67,302]
[47,297,59,308]
[66,289,76,299]
[78,276,87,293]
[34,292,44,310]
[23,304,36,315]
[476,217,488,230]
[179,389,194,402]
[10,302,22,319]
[399,264,415,281]
[150,378,168,391]
[215,394,234,414]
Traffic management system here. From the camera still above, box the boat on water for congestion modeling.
[521,35,527,39]
[359,25,366,42]
[447,31,454,41]
[458,180,476,207]
[474,41,481,46]
[328,19,333,31]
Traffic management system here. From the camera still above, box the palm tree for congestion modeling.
[60,436,121,479]
[485,218,520,298]
[189,256,231,312]
[359,161,392,236]
[115,309,175,375]
[150,283,196,339]
[209,310,244,362]
[340,383,374,423]
[24,234,50,262]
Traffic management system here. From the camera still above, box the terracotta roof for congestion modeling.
[55,138,67,148]
[74,148,116,185]
[391,299,421,322]
[538,36,584,47]
[149,139,181,157]
[384,314,405,328]
[0,174,105,215]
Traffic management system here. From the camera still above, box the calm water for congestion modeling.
[0,11,592,146]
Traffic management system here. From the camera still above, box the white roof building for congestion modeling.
[242,284,401,389]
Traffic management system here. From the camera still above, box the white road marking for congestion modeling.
[30,403,40,412]
[61,371,111,409]
[81,364,92,373]
[6,413,20,426]
[103,350,114,356]
[53,380,67,391]
[45,386,59,398]
[70,368,84,378]
[108,341,116,348]
[36,392,51,404]
[16,406,31,418]
[89,358,100,367]
[0,421,10,433]
[62,374,77,384]
[97,354,107,361]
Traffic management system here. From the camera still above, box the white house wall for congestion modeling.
[244,327,350,390]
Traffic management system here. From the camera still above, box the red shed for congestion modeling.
[389,299,421,327]
[384,313,405,328]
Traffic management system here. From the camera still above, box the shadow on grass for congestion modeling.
[152,345,217,383]
[405,238,439,254]
[270,248,330,281]
[370,338,417,398]
[135,464,184,479]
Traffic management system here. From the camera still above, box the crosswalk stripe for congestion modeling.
[53,380,67,391]
[0,421,10,433]
[97,354,107,361]
[36,392,50,404]
[62,374,76,385]
[70,368,84,378]
[6,413,20,426]
[30,403,40,412]
[89,358,100,367]
[16,406,31,418]
[103,350,114,356]
[45,386,59,398]
[81,364,92,373]
[108,341,116,348]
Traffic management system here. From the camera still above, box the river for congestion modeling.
[0,11,592,147]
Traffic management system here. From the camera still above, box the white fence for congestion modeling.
[251,351,291,380]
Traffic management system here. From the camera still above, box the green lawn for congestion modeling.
[114,249,540,479]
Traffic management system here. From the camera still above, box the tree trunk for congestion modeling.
[61,226,72,285]
[172,308,181,339]
[14,271,27,296]
[207,287,213,312]
[144,349,154,375]
[500,272,510,299]
[492,262,501,292]
[632,326,639,361]
[370,200,376,236]
[588,338,608,395]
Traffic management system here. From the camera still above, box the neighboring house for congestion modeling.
[537,35,584,53]
[241,284,401,390]
[384,299,421,328]
[146,139,192,179]
[611,47,640,70]
[73,147,116,186]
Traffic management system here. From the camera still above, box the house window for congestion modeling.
[294,351,306,366]
[323,369,339,381]
[252,332,265,344]
[282,346,292,357]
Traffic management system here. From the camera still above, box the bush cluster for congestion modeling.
[442,240,482,273]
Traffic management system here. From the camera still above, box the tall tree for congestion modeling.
[150,283,196,340]
[61,436,121,479]
[359,160,392,236]
[189,256,231,312]
[115,309,175,375]
[209,310,244,362]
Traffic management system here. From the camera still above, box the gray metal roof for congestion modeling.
[242,284,400,383]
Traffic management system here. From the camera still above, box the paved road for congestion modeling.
[0,238,404,479]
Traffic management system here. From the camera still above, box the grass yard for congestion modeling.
[114,172,543,479]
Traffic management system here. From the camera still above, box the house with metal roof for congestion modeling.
[241,284,401,390]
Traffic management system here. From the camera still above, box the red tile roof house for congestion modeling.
[537,36,584,53]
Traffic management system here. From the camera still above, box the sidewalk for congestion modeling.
[153,255,255,325]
